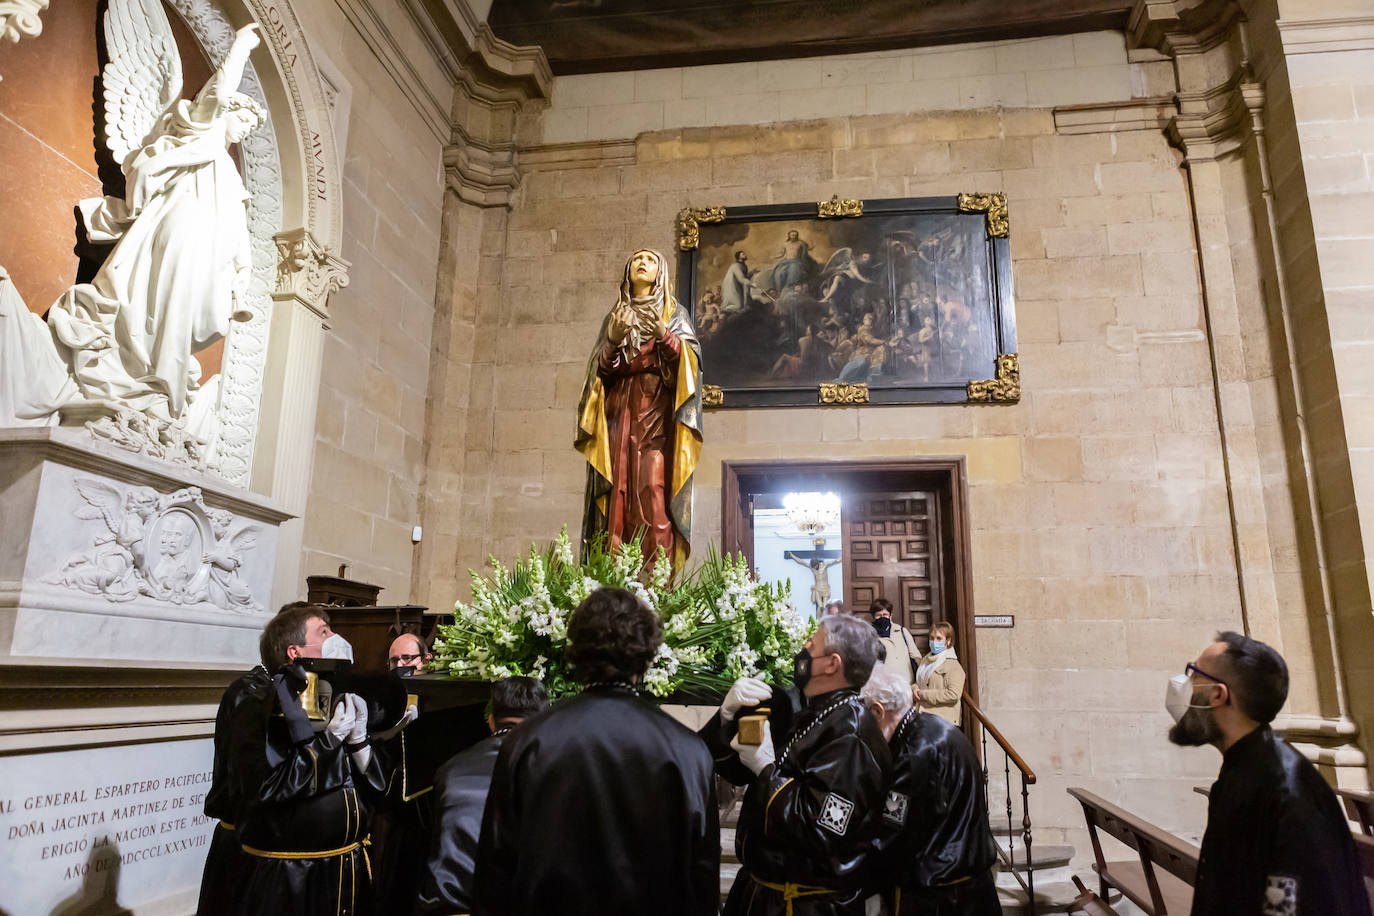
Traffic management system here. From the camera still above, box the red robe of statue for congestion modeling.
[597,332,682,562]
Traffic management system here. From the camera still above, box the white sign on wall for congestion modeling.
[0,738,215,915]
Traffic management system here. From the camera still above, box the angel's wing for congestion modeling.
[820,247,853,277]
[228,526,261,555]
[102,0,184,167]
[73,478,124,534]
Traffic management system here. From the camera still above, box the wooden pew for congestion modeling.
[1339,787,1374,837]
[1068,788,1200,916]
[1357,834,1374,912]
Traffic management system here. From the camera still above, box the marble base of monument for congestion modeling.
[0,427,292,667]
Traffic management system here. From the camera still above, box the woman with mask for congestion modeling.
[914,621,965,726]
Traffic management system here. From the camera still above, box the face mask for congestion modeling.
[929,641,946,654]
[793,648,813,691]
[1165,673,1210,723]
[873,618,892,638]
[390,665,417,678]
[319,633,354,662]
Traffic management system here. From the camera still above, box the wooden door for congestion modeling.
[844,491,942,644]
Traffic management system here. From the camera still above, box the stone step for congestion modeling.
[997,878,1092,914]
[720,860,741,899]
[721,826,739,864]
[995,842,1074,872]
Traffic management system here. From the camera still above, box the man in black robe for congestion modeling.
[860,666,998,915]
[716,613,892,916]
[196,602,386,916]
[372,633,489,916]
[417,677,548,916]
[1168,631,1370,916]
[474,587,719,916]
[196,663,271,916]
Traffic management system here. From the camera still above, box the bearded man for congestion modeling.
[576,249,703,570]
[1168,632,1369,916]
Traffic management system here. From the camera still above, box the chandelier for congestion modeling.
[783,491,841,535]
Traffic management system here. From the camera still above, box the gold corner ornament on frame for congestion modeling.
[702,385,725,408]
[957,192,1009,239]
[819,383,870,405]
[966,354,1020,403]
[676,206,727,251]
[817,195,863,219]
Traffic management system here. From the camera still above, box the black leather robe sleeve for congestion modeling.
[870,712,996,890]
[755,731,887,886]
[1259,792,1374,916]
[228,681,386,810]
[417,735,503,916]
[203,667,270,822]
[735,692,891,893]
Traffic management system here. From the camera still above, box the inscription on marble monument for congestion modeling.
[0,739,216,913]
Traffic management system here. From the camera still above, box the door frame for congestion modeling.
[720,456,978,706]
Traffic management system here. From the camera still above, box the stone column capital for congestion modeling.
[273,227,350,320]
[0,0,47,53]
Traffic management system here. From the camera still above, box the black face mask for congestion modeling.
[792,648,813,691]
[873,618,892,638]
[390,665,418,678]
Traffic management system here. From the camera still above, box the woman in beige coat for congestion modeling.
[914,620,965,726]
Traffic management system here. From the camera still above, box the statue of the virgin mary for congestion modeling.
[575,249,704,572]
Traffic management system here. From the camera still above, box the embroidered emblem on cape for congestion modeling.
[1262,875,1297,916]
[818,792,854,836]
[883,790,909,825]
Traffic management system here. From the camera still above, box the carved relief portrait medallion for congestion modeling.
[144,507,210,595]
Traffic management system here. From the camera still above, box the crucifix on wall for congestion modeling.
[785,547,841,614]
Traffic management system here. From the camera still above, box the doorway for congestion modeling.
[721,457,977,703]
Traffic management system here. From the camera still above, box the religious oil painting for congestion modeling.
[677,197,1017,407]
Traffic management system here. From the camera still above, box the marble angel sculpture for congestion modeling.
[0,0,265,455]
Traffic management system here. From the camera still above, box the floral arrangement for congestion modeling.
[431,527,809,699]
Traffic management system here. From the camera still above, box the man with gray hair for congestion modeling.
[717,613,892,915]
[860,666,998,915]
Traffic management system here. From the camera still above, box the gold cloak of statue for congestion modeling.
[575,249,703,572]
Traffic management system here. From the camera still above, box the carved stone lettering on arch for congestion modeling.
[312,131,327,201]
[264,5,298,69]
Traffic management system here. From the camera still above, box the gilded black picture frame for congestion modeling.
[676,195,1018,408]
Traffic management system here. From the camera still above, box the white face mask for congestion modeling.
[312,633,354,662]
[1165,673,1212,722]
[321,633,354,661]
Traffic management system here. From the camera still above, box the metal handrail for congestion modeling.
[963,690,1037,914]
[963,691,1037,783]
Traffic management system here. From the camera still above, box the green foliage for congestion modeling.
[431,528,809,699]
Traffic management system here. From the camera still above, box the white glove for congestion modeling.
[350,745,373,772]
[344,693,369,746]
[721,676,773,722]
[326,696,356,742]
[731,721,776,776]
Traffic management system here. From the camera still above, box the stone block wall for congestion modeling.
[441,34,1263,847]
[292,0,447,599]
[538,32,1171,145]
